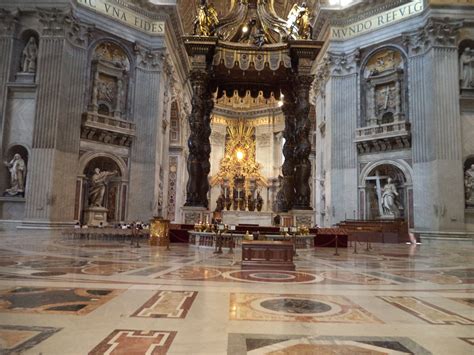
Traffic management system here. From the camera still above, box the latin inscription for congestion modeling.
[77,0,165,35]
[331,0,424,40]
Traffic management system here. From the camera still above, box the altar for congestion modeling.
[222,210,273,227]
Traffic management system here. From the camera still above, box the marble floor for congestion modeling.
[0,231,472,354]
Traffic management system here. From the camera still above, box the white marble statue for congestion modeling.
[460,47,474,89]
[88,168,117,207]
[465,164,474,207]
[21,37,38,73]
[4,154,26,197]
[381,178,399,217]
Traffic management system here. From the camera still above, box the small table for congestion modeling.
[241,241,295,271]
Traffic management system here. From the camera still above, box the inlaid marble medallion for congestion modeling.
[230,293,383,323]
[132,290,198,318]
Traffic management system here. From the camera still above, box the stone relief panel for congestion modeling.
[167,156,178,221]
[90,42,130,117]
[362,49,405,126]
[169,101,180,144]
[464,158,474,209]
[356,48,411,155]
[81,41,135,147]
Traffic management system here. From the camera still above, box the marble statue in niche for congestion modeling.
[20,37,38,73]
[88,168,118,207]
[381,178,400,217]
[460,47,474,89]
[465,164,474,207]
[3,154,26,197]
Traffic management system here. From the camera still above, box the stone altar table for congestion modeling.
[222,211,273,226]
[241,241,295,271]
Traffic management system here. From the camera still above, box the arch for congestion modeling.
[458,37,474,50]
[359,159,413,187]
[5,142,31,159]
[360,44,408,71]
[78,152,128,180]
[88,37,134,68]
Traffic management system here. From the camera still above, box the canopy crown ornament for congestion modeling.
[191,0,314,47]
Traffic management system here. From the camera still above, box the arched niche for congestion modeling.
[13,29,39,82]
[2,145,29,197]
[359,160,414,227]
[459,39,474,92]
[75,153,128,224]
[360,47,408,127]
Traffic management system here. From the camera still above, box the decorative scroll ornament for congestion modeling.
[365,49,402,77]
[403,17,463,55]
[212,44,291,71]
[38,8,68,36]
[134,43,164,70]
[0,9,19,36]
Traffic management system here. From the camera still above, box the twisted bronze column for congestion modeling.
[185,69,213,207]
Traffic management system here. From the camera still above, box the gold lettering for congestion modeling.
[78,0,164,35]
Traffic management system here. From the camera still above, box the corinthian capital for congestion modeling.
[0,9,19,36]
[134,43,165,71]
[327,48,360,76]
[65,15,93,48]
[403,17,463,56]
[313,56,331,96]
[38,8,69,36]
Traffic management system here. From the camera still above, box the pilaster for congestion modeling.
[0,9,18,154]
[128,44,165,221]
[23,9,90,227]
[324,49,359,224]
[404,17,465,232]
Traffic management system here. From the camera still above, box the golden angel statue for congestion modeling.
[193,0,219,36]
[287,2,312,40]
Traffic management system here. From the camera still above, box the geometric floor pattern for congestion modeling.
[0,230,472,354]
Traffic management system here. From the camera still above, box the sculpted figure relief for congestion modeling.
[256,191,263,212]
[88,168,118,207]
[381,178,399,217]
[460,47,474,89]
[21,37,38,73]
[287,2,312,40]
[465,164,474,207]
[193,0,219,36]
[4,154,26,197]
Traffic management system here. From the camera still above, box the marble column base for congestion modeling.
[181,206,209,225]
[289,209,315,227]
[15,72,35,83]
[83,207,109,227]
